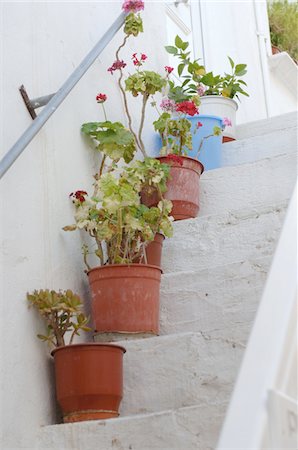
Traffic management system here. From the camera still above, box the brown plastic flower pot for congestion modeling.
[141,233,165,268]
[142,156,204,220]
[52,343,126,423]
[88,264,162,338]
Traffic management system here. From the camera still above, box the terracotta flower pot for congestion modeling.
[142,233,165,268]
[88,264,162,340]
[142,156,204,221]
[52,343,126,423]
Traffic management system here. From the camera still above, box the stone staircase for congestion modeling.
[37,113,297,450]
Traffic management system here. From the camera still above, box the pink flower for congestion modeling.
[132,53,147,67]
[108,60,127,74]
[165,66,174,74]
[175,101,199,117]
[96,93,107,103]
[166,154,183,166]
[197,121,203,128]
[160,98,176,112]
[197,85,206,97]
[223,117,232,127]
[122,0,144,13]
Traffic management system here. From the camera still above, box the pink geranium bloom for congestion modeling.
[96,93,107,103]
[108,60,127,74]
[122,0,145,13]
[223,117,232,127]
[165,66,174,74]
[197,85,206,97]
[160,98,176,113]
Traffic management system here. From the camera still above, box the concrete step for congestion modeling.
[160,255,271,341]
[162,201,287,274]
[117,332,241,417]
[236,111,297,140]
[199,152,296,217]
[223,113,297,167]
[38,402,226,450]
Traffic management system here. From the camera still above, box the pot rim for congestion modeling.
[156,155,204,175]
[87,263,162,277]
[199,95,239,110]
[51,342,126,357]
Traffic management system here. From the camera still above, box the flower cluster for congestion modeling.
[69,191,88,203]
[108,60,127,74]
[160,98,176,113]
[223,117,232,127]
[197,84,206,97]
[96,93,107,103]
[175,100,199,117]
[132,52,147,66]
[122,0,144,13]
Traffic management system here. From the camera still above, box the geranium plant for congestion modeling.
[27,289,91,348]
[63,0,175,270]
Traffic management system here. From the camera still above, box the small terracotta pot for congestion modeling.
[142,233,165,268]
[88,264,162,336]
[142,156,204,221]
[52,343,126,423]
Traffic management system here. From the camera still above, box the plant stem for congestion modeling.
[101,103,108,122]
[99,154,106,177]
[138,93,149,157]
[195,134,214,158]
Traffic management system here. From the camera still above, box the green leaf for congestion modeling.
[228,56,234,69]
[235,64,247,76]
[178,63,185,77]
[175,35,184,49]
[165,45,178,55]
[181,41,189,51]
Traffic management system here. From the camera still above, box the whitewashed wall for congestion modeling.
[0,2,167,448]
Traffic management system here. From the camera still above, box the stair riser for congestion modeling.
[118,333,242,416]
[162,205,286,273]
[160,257,271,340]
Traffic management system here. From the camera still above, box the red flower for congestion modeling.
[141,53,147,61]
[165,66,174,74]
[175,101,199,117]
[122,0,144,13]
[132,52,147,67]
[96,93,107,103]
[70,190,88,203]
[108,60,127,74]
[197,121,203,128]
[166,154,183,166]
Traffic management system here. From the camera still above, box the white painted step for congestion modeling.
[223,112,297,166]
[236,112,297,140]
[199,152,296,217]
[118,332,241,417]
[160,256,271,341]
[162,201,287,274]
[38,403,226,450]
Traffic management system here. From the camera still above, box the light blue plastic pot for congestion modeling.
[185,115,223,171]
[152,115,223,171]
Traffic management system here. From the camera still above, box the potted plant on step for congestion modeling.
[27,289,126,423]
[165,35,249,142]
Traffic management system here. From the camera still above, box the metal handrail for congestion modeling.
[0,11,126,180]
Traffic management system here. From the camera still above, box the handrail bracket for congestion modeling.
[19,85,56,120]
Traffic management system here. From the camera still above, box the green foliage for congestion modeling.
[124,13,143,36]
[153,113,192,156]
[268,0,298,61]
[81,121,137,164]
[125,71,167,97]
[27,289,91,348]
[64,160,173,269]
[165,35,249,100]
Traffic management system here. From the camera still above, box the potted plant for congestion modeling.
[27,289,126,423]
[63,2,176,340]
[165,35,249,142]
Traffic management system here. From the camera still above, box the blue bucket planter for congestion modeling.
[152,115,223,171]
[186,115,223,171]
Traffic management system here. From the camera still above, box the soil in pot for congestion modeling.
[52,343,126,423]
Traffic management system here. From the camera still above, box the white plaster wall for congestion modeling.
[0,2,167,448]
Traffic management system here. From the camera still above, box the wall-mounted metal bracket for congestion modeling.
[19,85,56,120]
